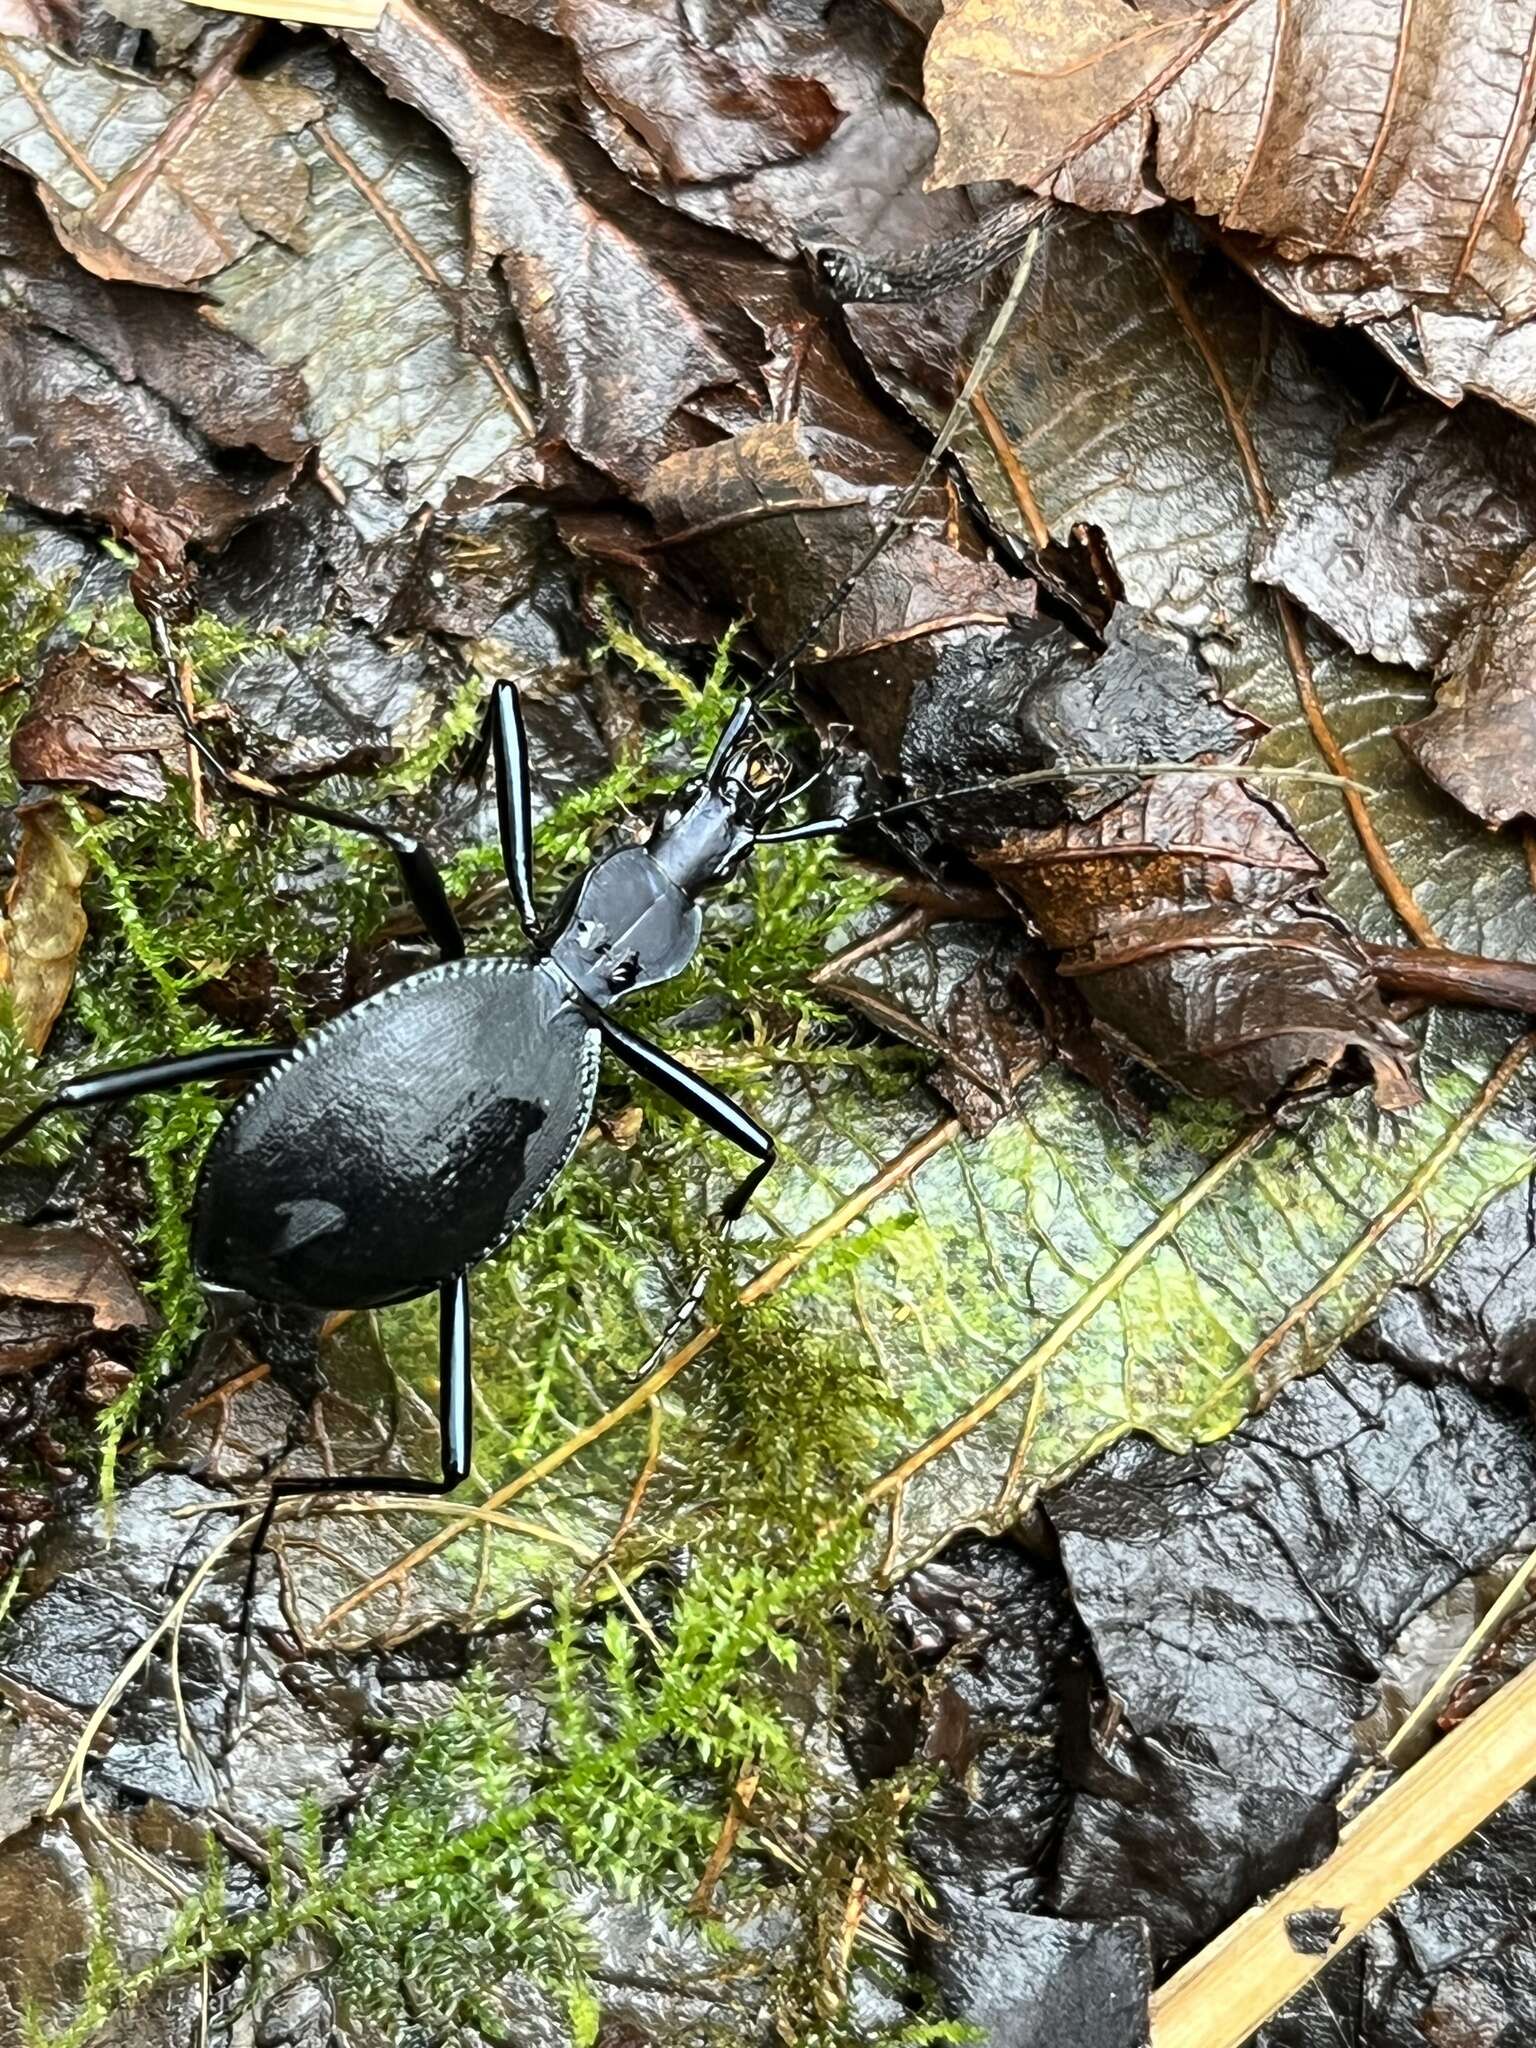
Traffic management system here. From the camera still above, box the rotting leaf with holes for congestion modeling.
[0,22,321,287]
[1398,542,1536,829]
[923,0,1536,425]
[1,798,86,1053]
[207,51,536,542]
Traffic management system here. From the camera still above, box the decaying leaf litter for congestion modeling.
[1,0,1536,2042]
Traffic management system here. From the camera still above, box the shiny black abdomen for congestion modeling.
[191,957,600,1311]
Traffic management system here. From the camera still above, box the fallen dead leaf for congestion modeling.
[1398,543,1536,829]
[1252,404,1536,674]
[925,0,1536,424]
[0,24,322,286]
[342,0,773,488]
[0,1223,147,1374]
[1,801,88,1053]
[977,776,1422,1112]
[12,647,182,802]
[0,167,301,543]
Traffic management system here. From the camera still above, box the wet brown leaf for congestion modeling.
[977,777,1421,1113]
[1,801,87,1053]
[561,0,974,265]
[342,0,776,488]
[558,0,839,182]
[1252,404,1536,673]
[630,251,1414,1110]
[11,647,181,801]
[0,165,307,463]
[0,26,321,286]
[636,317,1038,727]
[1398,543,1536,828]
[927,0,1225,203]
[817,910,1046,1135]
[0,1223,147,1374]
[926,0,1536,423]
[207,52,537,537]
[0,315,281,545]
[0,166,300,541]
[848,213,1536,965]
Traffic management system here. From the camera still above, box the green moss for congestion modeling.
[0,522,74,810]
[65,588,270,685]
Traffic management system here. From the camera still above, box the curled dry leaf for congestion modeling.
[0,28,321,286]
[977,777,1421,1113]
[11,646,181,801]
[1,800,87,1053]
[1398,543,1536,828]
[1252,405,1536,673]
[925,0,1536,423]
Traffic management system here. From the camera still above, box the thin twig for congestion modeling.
[690,1763,761,1914]
[174,651,209,839]
[1149,1655,1536,2048]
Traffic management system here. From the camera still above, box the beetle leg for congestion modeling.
[592,1011,776,1378]
[482,681,540,942]
[0,1044,287,1158]
[231,1272,472,1735]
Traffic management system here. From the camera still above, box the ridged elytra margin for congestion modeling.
[0,242,1045,1696]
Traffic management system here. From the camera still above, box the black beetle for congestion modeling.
[0,678,832,1587]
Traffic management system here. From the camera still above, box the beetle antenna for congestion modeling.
[753,759,1372,844]
[752,229,1043,706]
